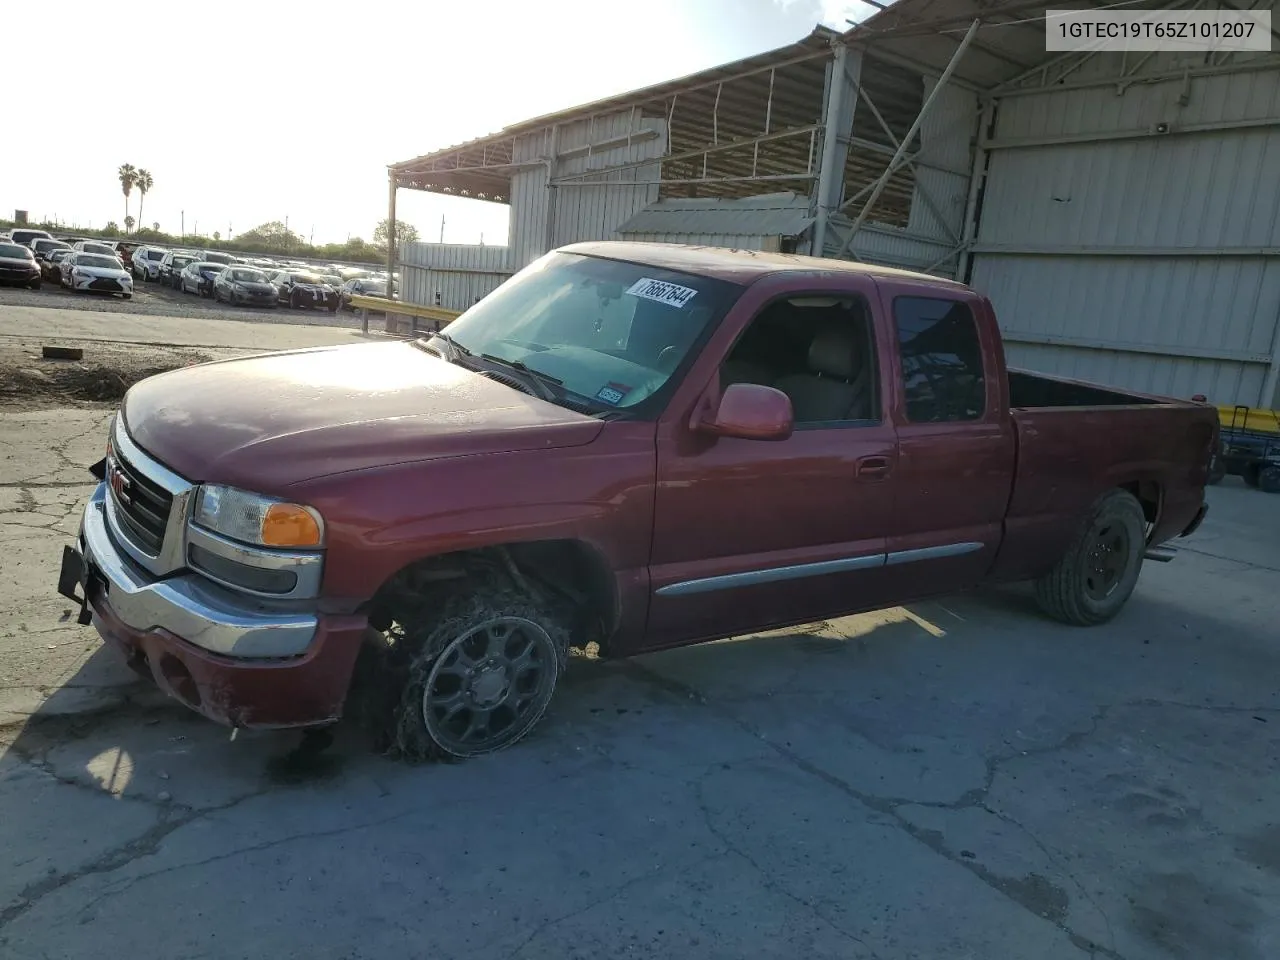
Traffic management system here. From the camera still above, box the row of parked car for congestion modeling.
[0,227,394,310]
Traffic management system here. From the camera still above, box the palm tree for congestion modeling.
[135,170,153,232]
[124,215,135,233]
[118,164,137,230]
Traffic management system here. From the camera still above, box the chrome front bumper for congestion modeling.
[79,483,319,658]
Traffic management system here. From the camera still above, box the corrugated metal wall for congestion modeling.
[507,110,665,269]
[971,65,1280,407]
[399,242,512,313]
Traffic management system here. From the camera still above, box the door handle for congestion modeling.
[856,456,891,480]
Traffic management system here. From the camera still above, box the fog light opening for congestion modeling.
[158,654,202,708]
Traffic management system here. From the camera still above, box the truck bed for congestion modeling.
[1008,369,1159,410]
[990,371,1218,582]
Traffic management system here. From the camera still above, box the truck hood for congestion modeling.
[122,341,604,490]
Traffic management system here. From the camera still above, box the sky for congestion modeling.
[1,0,877,247]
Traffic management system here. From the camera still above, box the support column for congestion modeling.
[386,174,397,295]
[543,125,560,255]
[812,44,861,258]
[956,100,995,283]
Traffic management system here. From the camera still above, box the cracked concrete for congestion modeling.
[0,316,1278,956]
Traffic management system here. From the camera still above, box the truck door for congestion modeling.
[877,287,1015,599]
[644,283,899,649]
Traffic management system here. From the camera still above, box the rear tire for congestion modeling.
[1259,466,1280,494]
[1034,489,1146,626]
[387,579,569,762]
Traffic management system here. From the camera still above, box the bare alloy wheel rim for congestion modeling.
[1084,520,1131,602]
[421,616,558,756]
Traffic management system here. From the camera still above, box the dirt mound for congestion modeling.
[0,351,211,405]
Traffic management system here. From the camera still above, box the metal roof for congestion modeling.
[391,26,837,188]
[616,192,814,238]
[842,0,1280,91]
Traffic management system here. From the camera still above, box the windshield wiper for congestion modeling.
[479,353,564,402]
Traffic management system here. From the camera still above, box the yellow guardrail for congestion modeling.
[348,295,460,323]
[1216,404,1280,435]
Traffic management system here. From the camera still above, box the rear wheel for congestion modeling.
[387,579,569,761]
[28,280,40,290]
[1259,466,1280,494]
[1034,489,1146,626]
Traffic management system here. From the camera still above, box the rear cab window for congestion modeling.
[892,296,986,423]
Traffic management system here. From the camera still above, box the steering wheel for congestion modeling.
[657,345,681,373]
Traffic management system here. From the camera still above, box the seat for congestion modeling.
[774,322,870,422]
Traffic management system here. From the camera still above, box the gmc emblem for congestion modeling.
[107,458,132,505]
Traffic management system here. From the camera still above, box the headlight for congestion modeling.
[193,485,324,548]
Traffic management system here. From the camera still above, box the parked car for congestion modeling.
[131,247,169,281]
[57,242,1217,757]
[41,248,74,283]
[178,261,226,297]
[59,252,132,297]
[72,240,119,258]
[272,270,338,310]
[337,276,390,310]
[159,251,200,287]
[0,242,42,288]
[213,266,278,307]
[9,228,52,247]
[30,237,72,262]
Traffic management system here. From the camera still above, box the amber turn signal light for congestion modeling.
[261,503,323,547]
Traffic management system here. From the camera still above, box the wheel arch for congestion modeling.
[361,538,620,654]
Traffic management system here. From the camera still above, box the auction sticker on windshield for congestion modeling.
[595,382,632,405]
[625,277,698,309]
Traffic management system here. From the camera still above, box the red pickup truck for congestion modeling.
[58,242,1217,760]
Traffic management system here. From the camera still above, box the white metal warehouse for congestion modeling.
[388,0,1280,408]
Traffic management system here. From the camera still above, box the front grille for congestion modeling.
[89,277,124,291]
[109,449,173,554]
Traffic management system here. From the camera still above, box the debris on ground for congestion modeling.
[0,341,217,408]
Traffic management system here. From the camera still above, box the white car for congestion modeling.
[131,246,169,281]
[59,252,133,298]
[71,240,119,257]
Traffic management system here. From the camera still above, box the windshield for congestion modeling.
[0,243,32,258]
[78,255,121,269]
[82,244,115,255]
[203,252,234,264]
[229,268,267,282]
[34,239,69,252]
[440,252,739,412]
[293,273,323,284]
[199,263,226,274]
[173,256,195,267]
[145,249,166,260]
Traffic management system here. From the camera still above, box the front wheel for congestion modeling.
[391,581,568,761]
[1034,489,1146,626]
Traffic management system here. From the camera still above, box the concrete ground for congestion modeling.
[1,315,1278,958]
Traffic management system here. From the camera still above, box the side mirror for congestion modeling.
[695,383,794,442]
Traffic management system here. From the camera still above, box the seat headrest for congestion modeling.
[808,323,859,379]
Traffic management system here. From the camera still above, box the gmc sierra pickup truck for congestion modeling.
[58,242,1217,760]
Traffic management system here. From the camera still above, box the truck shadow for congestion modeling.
[2,578,1274,814]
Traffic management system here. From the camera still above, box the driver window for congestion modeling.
[720,295,879,427]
